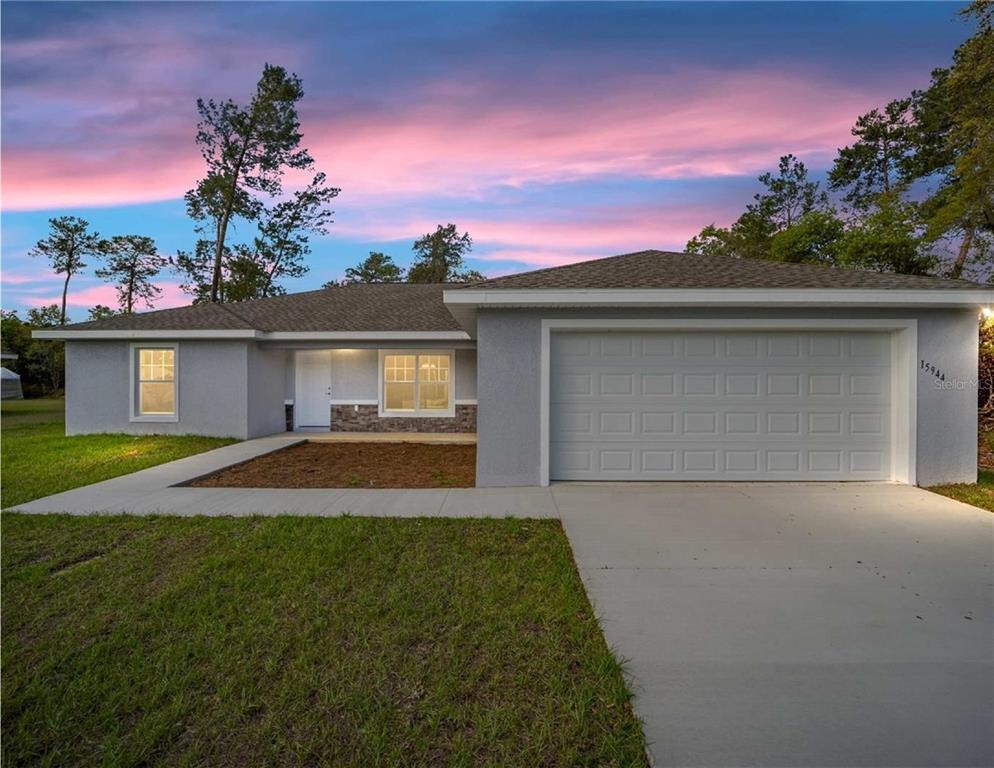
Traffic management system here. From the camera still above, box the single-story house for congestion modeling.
[36,250,993,487]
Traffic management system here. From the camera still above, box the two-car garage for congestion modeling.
[448,250,986,488]
[548,329,896,482]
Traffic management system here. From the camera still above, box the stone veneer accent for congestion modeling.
[330,404,476,433]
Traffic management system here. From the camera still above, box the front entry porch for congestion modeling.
[289,347,477,433]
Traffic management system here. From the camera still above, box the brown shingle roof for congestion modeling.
[60,252,989,334]
[62,300,255,331]
[461,250,989,291]
[62,283,464,333]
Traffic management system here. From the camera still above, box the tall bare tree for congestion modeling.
[29,216,102,325]
[185,64,321,301]
[248,172,339,296]
[96,235,169,313]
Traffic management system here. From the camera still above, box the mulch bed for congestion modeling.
[190,441,476,489]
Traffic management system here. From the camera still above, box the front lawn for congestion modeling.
[1,399,237,508]
[928,468,994,512]
[1,514,648,766]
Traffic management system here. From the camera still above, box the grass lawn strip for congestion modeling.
[1,399,237,508]
[190,441,476,489]
[928,468,994,512]
[2,514,648,766]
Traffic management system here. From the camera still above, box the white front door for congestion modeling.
[295,350,333,428]
[550,331,893,481]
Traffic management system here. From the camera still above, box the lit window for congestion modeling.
[382,353,451,415]
[418,355,449,410]
[137,348,176,416]
[384,354,416,411]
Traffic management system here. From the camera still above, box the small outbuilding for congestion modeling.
[1,366,23,400]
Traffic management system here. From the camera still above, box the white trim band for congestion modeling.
[35,329,261,340]
[34,329,471,342]
[264,331,470,341]
[445,288,993,308]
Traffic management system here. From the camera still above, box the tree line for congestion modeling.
[687,1,991,280]
[4,213,480,395]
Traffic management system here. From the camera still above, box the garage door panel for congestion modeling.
[550,443,889,481]
[552,404,890,442]
[553,371,890,401]
[550,331,892,481]
[553,332,886,365]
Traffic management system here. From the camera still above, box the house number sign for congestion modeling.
[920,359,946,382]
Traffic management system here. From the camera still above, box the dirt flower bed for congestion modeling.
[191,441,476,489]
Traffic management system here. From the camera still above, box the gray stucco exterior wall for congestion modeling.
[66,340,279,440]
[329,349,379,400]
[247,345,289,438]
[455,349,477,401]
[915,310,978,485]
[474,307,979,487]
[476,312,543,486]
[67,341,478,440]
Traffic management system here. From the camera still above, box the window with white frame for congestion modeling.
[381,352,451,415]
[134,346,177,418]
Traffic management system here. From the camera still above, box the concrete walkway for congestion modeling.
[5,438,992,766]
[5,435,556,518]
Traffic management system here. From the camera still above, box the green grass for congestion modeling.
[928,468,994,512]
[1,399,237,508]
[1,514,648,767]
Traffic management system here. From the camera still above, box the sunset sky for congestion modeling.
[0,2,974,320]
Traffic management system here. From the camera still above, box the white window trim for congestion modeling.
[129,342,180,423]
[538,318,917,487]
[378,349,456,418]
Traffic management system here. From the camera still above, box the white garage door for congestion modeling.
[550,331,892,481]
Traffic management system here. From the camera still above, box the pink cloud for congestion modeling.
[3,68,884,211]
[1,271,56,285]
[23,281,189,311]
[332,199,740,267]
[2,148,202,210]
[308,69,878,199]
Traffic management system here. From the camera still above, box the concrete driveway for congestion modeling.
[557,483,994,767]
